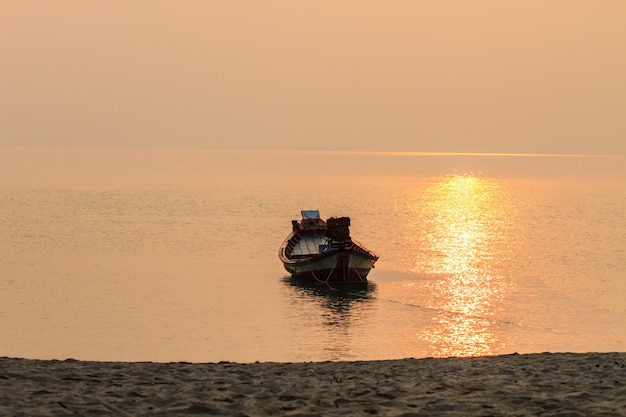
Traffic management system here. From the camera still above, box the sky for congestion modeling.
[1,1,625,154]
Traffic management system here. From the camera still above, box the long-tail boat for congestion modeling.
[279,210,378,285]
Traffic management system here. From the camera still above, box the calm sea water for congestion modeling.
[1,149,625,362]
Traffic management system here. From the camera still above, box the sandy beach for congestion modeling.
[1,353,625,416]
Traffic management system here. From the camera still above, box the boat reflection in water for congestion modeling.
[281,277,377,360]
[403,175,514,357]
[282,276,376,315]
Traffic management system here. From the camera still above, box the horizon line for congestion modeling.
[1,146,624,158]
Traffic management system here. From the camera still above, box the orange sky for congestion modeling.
[1,1,624,154]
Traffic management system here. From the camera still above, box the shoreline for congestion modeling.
[2,352,626,416]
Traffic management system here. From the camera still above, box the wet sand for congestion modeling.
[2,352,625,416]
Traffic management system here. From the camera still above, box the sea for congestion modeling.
[1,148,625,363]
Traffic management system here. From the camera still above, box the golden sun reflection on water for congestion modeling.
[407,175,513,357]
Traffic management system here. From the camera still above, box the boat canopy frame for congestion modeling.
[301,210,320,220]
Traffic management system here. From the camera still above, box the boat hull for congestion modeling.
[282,249,375,285]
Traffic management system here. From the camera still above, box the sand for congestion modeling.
[1,352,625,416]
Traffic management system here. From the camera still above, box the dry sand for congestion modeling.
[2,352,625,416]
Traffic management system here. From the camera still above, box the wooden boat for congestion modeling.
[279,210,379,285]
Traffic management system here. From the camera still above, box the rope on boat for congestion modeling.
[352,266,367,283]
[311,261,339,292]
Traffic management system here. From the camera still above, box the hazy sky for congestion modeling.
[1,1,624,154]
